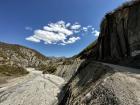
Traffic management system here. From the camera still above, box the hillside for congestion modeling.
[76,40,98,59]
[0,42,49,67]
[0,42,51,84]
[58,1,140,105]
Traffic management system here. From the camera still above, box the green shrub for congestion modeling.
[38,64,57,74]
[42,66,57,74]
[0,65,29,76]
[62,59,73,65]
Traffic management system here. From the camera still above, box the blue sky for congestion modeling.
[0,0,126,57]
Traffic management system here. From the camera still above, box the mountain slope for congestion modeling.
[0,42,51,84]
[59,61,140,105]
[0,42,48,67]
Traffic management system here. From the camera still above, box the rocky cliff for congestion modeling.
[98,0,140,59]
[77,0,140,67]
[58,1,140,105]
[55,59,83,81]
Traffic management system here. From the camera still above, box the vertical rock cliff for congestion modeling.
[98,1,140,60]
[78,1,140,67]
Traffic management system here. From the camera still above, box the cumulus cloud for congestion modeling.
[43,21,73,36]
[26,21,81,45]
[82,25,100,37]
[82,27,88,32]
[92,28,100,36]
[70,23,81,30]
[66,23,71,28]
[62,37,80,45]
[94,30,100,36]
[26,36,40,42]
[25,20,99,45]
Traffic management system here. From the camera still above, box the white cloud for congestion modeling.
[25,20,100,45]
[26,21,82,45]
[25,36,40,43]
[91,27,100,36]
[82,27,88,32]
[82,26,99,37]
[70,23,81,30]
[62,37,80,45]
[44,21,73,36]
[25,26,33,31]
[66,23,71,28]
[92,30,100,36]
[87,25,92,28]
[33,29,67,44]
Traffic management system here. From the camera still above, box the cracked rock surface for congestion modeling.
[0,68,65,105]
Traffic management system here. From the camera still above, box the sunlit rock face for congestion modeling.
[55,59,83,81]
[59,61,140,105]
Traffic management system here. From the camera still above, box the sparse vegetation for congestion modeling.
[0,42,49,69]
[62,59,73,65]
[0,65,29,76]
[38,64,57,74]
[0,42,47,59]
[42,65,57,74]
[77,40,97,59]
[38,58,74,74]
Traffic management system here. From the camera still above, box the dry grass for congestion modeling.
[38,64,57,74]
[42,66,57,74]
[0,65,29,76]
[0,65,29,85]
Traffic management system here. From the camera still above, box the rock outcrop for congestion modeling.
[55,59,83,81]
[59,1,140,105]
[77,0,140,67]
[98,0,140,60]
[58,61,140,105]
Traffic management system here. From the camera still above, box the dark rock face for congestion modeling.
[98,1,140,60]
[78,1,140,65]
